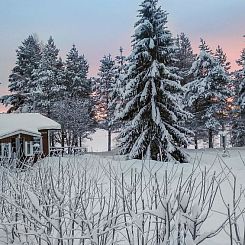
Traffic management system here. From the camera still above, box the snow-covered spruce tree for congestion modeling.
[2,35,41,112]
[214,45,231,73]
[174,33,196,86]
[96,54,115,151]
[110,47,128,130]
[237,48,245,114]
[186,39,231,148]
[232,47,245,146]
[114,47,127,90]
[64,44,90,98]
[117,0,191,162]
[185,40,215,149]
[32,36,63,116]
[113,47,127,103]
[174,33,196,148]
[214,45,233,148]
[54,45,95,148]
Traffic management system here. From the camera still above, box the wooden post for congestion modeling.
[208,129,213,148]
[108,128,112,152]
[16,134,21,159]
[194,133,198,149]
[79,136,82,147]
[61,127,65,157]
[48,130,50,155]
[222,124,226,152]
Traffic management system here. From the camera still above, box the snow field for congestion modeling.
[0,148,244,244]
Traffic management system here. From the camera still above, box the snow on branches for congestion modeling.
[117,0,191,162]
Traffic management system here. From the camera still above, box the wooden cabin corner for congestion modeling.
[0,113,61,161]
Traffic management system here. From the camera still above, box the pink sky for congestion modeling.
[0,0,244,113]
[0,37,244,113]
[195,36,243,71]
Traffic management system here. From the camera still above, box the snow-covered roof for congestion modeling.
[0,113,61,139]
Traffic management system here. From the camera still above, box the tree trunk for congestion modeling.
[208,129,213,148]
[194,133,198,149]
[74,137,78,147]
[221,124,226,152]
[61,128,65,157]
[108,129,112,152]
[79,136,82,147]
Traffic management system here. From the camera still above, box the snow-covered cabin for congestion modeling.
[0,113,61,159]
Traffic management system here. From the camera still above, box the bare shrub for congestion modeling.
[0,154,244,244]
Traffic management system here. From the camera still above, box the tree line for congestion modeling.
[1,0,245,162]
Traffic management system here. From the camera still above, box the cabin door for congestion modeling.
[16,138,24,158]
[20,138,24,157]
[11,138,16,158]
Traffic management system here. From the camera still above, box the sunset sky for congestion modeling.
[0,0,244,112]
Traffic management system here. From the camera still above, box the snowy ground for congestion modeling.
[83,129,118,152]
[83,128,232,152]
[0,147,244,244]
[82,148,245,245]
[85,147,245,244]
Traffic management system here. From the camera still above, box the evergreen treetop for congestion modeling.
[237,48,245,109]
[3,34,41,112]
[95,54,115,125]
[65,44,90,98]
[32,36,62,115]
[199,38,213,54]
[175,33,196,85]
[214,45,231,72]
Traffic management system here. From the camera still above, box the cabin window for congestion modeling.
[33,137,41,153]
[0,143,11,158]
[11,139,16,154]
[25,141,33,156]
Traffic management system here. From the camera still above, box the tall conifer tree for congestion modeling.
[96,55,115,151]
[117,0,190,162]
[237,48,245,110]
[175,33,196,86]
[32,36,62,116]
[52,45,95,148]
[186,39,231,148]
[232,48,245,146]
[110,47,127,130]
[64,45,90,98]
[214,45,233,149]
[2,35,41,112]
